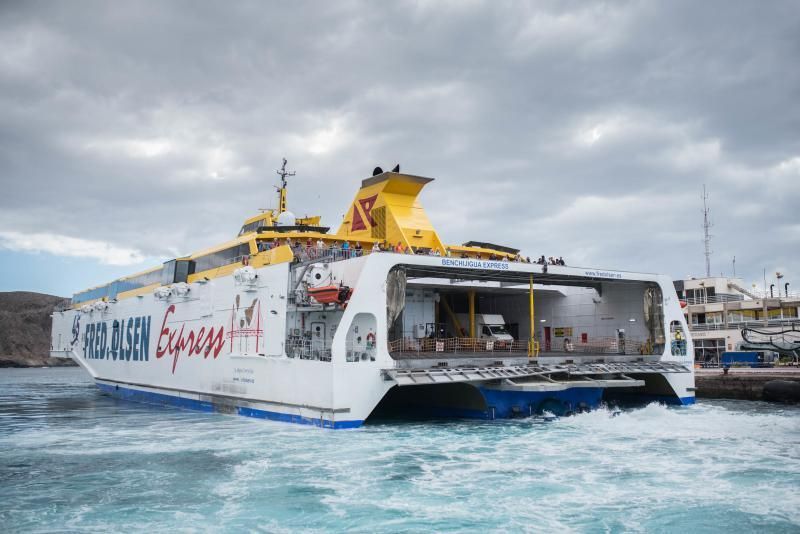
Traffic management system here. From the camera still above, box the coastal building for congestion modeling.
[674,276,800,364]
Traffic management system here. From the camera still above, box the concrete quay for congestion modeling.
[695,367,800,403]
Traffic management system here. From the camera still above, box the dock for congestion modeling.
[695,367,800,402]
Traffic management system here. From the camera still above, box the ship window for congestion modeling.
[239,219,266,236]
[194,243,251,273]
[162,260,177,285]
[72,267,163,303]
[127,269,162,288]
[72,285,110,304]
[175,260,194,282]
[161,259,195,284]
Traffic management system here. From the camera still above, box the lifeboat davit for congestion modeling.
[308,285,352,305]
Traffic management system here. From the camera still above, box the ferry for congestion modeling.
[51,161,695,428]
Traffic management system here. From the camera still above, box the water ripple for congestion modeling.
[1,368,798,533]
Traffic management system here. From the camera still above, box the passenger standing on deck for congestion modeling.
[306,238,314,259]
[354,241,363,257]
[395,241,404,253]
[372,242,380,253]
[316,238,325,256]
[342,240,350,258]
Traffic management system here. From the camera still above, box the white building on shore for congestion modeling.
[674,276,800,363]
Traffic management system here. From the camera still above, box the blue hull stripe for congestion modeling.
[480,387,606,418]
[603,391,696,406]
[95,382,363,429]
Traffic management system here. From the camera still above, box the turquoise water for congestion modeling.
[1,368,798,533]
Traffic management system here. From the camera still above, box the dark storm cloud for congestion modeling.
[0,0,798,285]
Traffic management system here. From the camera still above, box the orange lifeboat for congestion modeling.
[308,285,352,305]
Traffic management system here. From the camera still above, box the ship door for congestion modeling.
[311,322,326,357]
[543,327,551,352]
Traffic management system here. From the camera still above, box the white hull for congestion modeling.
[52,253,695,428]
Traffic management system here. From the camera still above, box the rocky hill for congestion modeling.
[0,292,77,367]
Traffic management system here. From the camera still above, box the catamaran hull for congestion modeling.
[51,252,695,428]
[94,378,365,428]
[93,377,692,424]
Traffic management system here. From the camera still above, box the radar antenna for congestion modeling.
[275,158,295,214]
[702,184,713,278]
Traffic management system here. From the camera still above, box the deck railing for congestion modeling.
[685,295,745,305]
[285,245,535,265]
[284,338,376,362]
[388,336,657,356]
[685,292,800,304]
[388,337,529,355]
[290,246,377,264]
[689,319,800,332]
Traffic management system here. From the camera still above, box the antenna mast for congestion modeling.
[702,184,713,278]
[275,158,295,214]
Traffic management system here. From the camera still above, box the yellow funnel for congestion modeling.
[336,172,445,253]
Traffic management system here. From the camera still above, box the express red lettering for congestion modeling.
[156,304,226,374]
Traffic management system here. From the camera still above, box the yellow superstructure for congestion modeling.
[70,165,523,308]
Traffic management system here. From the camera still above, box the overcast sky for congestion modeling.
[1,1,798,297]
